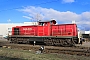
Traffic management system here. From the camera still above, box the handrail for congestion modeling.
[11,29,36,36]
[24,29,35,35]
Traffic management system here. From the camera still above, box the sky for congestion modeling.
[0,0,90,30]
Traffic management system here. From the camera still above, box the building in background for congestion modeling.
[0,22,38,38]
[78,30,90,42]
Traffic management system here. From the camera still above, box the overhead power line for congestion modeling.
[0,0,59,12]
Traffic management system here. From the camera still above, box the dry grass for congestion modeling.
[0,47,90,60]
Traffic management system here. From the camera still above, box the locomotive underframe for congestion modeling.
[8,35,78,46]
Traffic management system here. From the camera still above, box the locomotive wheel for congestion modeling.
[44,38,53,46]
[10,38,18,44]
[61,39,75,47]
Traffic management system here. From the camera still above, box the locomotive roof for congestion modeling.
[38,20,56,24]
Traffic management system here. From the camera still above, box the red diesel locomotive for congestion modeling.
[8,20,78,46]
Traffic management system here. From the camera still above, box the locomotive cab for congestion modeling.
[37,20,56,36]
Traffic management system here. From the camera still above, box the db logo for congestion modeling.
[23,28,32,30]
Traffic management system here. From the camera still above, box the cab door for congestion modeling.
[14,28,20,35]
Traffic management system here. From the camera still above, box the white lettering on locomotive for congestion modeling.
[23,28,32,30]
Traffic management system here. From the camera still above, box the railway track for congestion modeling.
[44,46,90,56]
[1,43,90,57]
